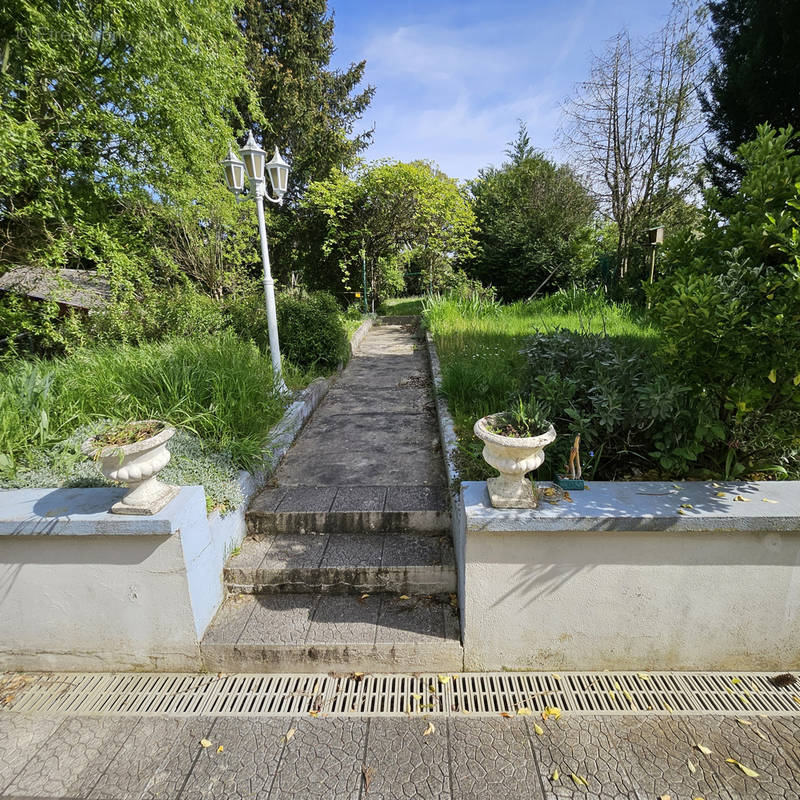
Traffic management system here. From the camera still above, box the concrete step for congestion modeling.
[246,485,449,536]
[225,532,456,596]
[201,592,462,673]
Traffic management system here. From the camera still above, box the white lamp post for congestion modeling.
[221,132,290,393]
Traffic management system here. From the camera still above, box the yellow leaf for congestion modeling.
[672,484,682,489]
[726,758,759,778]
[423,722,435,736]
[284,728,295,742]
[694,742,712,755]
[659,795,672,800]
[677,508,688,515]
[438,674,451,684]
[551,673,561,680]
[608,690,616,701]
[794,373,800,386]
[715,491,727,497]
[533,722,544,735]
[663,701,674,713]
[637,672,651,680]
[688,759,697,773]
[353,672,365,678]
[733,495,751,502]
[768,368,777,383]
[739,693,750,705]
[736,717,752,725]
[411,693,422,701]
[200,739,212,748]
[712,482,722,487]
[360,593,370,600]
[399,595,410,600]
[623,690,634,705]
[517,707,532,716]
[551,769,559,781]
[570,772,588,786]
[541,706,562,720]
[792,695,800,705]
[680,503,694,509]
[216,745,224,753]
[309,710,319,718]
[731,677,741,684]
[755,728,768,741]
[762,497,779,503]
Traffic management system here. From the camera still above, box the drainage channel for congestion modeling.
[2,671,799,717]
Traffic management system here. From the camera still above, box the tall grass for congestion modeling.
[0,331,287,475]
[423,289,659,479]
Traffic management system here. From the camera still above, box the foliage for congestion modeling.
[465,124,596,300]
[0,332,286,479]
[650,125,800,475]
[0,425,245,513]
[490,396,550,438]
[275,290,349,369]
[701,0,800,193]
[378,296,425,316]
[424,291,659,480]
[301,160,476,307]
[520,330,714,478]
[0,0,254,279]
[562,6,707,283]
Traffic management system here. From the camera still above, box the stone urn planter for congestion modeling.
[83,420,180,515]
[474,413,556,508]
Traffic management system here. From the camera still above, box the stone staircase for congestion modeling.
[201,319,462,673]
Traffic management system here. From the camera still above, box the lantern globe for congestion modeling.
[266,146,290,198]
[240,130,266,181]
[221,146,246,194]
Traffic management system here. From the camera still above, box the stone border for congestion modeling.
[425,329,467,637]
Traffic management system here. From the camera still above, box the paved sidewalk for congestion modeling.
[2,710,799,798]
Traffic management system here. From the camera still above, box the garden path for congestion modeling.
[202,318,461,673]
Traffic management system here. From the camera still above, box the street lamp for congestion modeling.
[221,132,290,392]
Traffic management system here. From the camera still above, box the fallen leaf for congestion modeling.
[399,594,410,600]
[352,672,365,681]
[541,706,562,721]
[733,495,751,502]
[659,795,672,800]
[358,593,370,602]
[677,508,688,515]
[736,717,752,725]
[284,728,295,742]
[715,491,727,497]
[694,743,712,755]
[663,701,674,713]
[500,712,513,718]
[755,729,768,741]
[731,677,741,684]
[739,693,750,705]
[200,739,212,748]
[726,758,759,778]
[423,722,435,736]
[762,498,779,503]
[680,503,694,509]
[362,764,374,793]
[570,773,588,786]
[637,672,651,680]
[411,693,423,701]
[438,674,451,684]
[312,680,320,693]
[517,707,532,716]
[217,745,224,753]
[551,769,559,781]
[449,593,458,607]
[533,722,544,735]
[673,484,682,489]
[552,673,561,680]
[792,695,800,705]
[712,482,722,487]
[563,491,573,502]
[688,759,697,774]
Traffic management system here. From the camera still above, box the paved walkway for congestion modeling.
[2,709,800,798]
[201,319,460,673]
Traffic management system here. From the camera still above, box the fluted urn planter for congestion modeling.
[83,421,180,515]
[474,414,557,509]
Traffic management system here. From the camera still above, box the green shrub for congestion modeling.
[521,330,717,478]
[650,124,800,476]
[276,290,348,369]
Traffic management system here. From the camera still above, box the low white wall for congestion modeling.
[463,480,800,671]
[0,487,208,671]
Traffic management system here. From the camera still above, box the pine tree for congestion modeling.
[234,0,374,201]
[701,0,800,192]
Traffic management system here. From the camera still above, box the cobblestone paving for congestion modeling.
[2,712,800,799]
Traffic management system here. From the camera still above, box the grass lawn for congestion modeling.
[378,296,424,316]
[424,291,659,480]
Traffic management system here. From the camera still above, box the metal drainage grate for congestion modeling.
[2,671,800,717]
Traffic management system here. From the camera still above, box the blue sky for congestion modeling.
[328,0,676,179]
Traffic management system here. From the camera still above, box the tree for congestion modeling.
[562,6,707,282]
[701,0,800,193]
[234,0,374,201]
[301,161,476,307]
[0,0,253,287]
[465,125,595,300]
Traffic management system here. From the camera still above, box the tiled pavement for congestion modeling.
[2,711,800,798]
